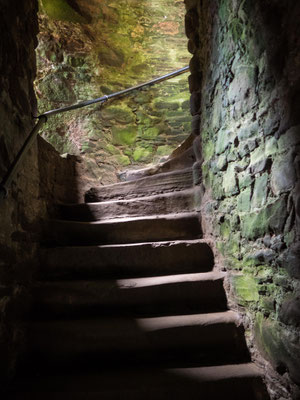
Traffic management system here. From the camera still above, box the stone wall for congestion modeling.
[0,0,92,383]
[36,0,191,184]
[185,0,300,398]
[0,0,39,381]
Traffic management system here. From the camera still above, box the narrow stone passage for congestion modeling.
[9,157,270,399]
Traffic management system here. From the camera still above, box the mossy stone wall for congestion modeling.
[36,0,191,184]
[185,0,300,398]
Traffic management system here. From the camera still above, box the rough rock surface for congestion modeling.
[36,0,192,183]
[0,0,95,383]
[184,0,300,398]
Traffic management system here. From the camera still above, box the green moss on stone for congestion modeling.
[115,154,130,166]
[41,0,85,23]
[156,145,173,157]
[203,140,215,160]
[133,147,152,162]
[231,274,260,304]
[222,163,239,196]
[101,106,135,124]
[240,197,288,240]
[237,187,251,212]
[252,173,268,209]
[112,126,137,146]
[142,126,160,139]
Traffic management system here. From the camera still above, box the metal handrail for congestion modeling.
[0,66,189,199]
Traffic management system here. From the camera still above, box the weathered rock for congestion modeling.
[271,153,296,196]
[240,197,288,240]
[279,297,300,327]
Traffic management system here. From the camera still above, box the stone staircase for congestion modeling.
[9,164,270,399]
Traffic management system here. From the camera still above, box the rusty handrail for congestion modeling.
[0,66,189,199]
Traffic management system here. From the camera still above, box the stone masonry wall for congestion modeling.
[0,0,40,381]
[36,0,191,184]
[185,0,300,398]
[0,0,92,384]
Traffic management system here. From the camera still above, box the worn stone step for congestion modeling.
[59,189,195,222]
[31,272,227,318]
[45,212,201,245]
[119,146,196,182]
[39,239,214,280]
[9,363,270,400]
[85,167,194,202]
[24,311,250,369]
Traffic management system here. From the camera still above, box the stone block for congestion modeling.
[231,274,260,305]
[112,126,137,146]
[245,249,276,266]
[237,187,251,213]
[216,129,236,155]
[252,173,268,209]
[250,145,272,174]
[238,120,259,141]
[271,153,296,195]
[216,154,227,171]
[222,163,239,196]
[241,197,288,240]
[277,243,300,279]
[265,136,278,156]
[227,66,257,114]
[278,125,300,153]
[255,313,300,385]
[101,106,135,124]
[279,296,300,327]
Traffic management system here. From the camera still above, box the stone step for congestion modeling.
[119,146,196,182]
[45,212,201,246]
[85,167,194,202]
[39,239,214,280]
[59,189,195,222]
[9,363,270,400]
[24,311,250,370]
[31,272,227,318]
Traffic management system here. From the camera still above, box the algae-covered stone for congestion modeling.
[154,100,180,111]
[114,154,130,166]
[241,197,288,239]
[252,173,268,209]
[222,163,239,196]
[112,126,137,146]
[238,171,254,189]
[142,126,160,140]
[156,145,173,157]
[101,106,135,124]
[237,187,251,212]
[41,0,85,23]
[231,274,260,304]
[98,46,125,67]
[255,313,300,385]
[38,72,76,103]
[133,147,152,162]
[216,129,236,155]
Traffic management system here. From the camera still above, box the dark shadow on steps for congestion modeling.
[5,163,270,400]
